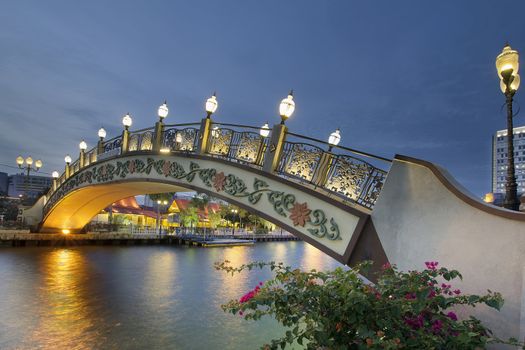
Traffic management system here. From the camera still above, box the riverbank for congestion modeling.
[0,231,300,247]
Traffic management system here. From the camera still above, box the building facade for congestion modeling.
[0,172,8,195]
[492,126,525,197]
[7,173,52,199]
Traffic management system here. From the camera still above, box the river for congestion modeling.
[0,241,343,349]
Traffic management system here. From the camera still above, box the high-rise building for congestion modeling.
[492,126,525,197]
[0,172,8,195]
[7,173,52,199]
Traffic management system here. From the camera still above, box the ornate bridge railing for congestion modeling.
[207,123,270,167]
[45,119,391,211]
[277,132,390,209]
[162,123,201,152]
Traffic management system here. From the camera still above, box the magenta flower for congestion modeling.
[425,261,439,270]
[431,319,443,333]
[453,289,461,295]
[447,311,458,321]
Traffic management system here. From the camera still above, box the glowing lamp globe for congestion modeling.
[500,74,521,93]
[79,140,87,150]
[25,156,33,166]
[98,128,107,139]
[64,155,72,164]
[279,90,295,123]
[35,159,43,169]
[496,44,519,80]
[16,156,24,166]
[260,123,270,137]
[205,93,218,116]
[158,101,169,120]
[122,113,133,128]
[328,129,341,147]
[52,171,59,178]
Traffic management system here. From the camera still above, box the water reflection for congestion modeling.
[26,249,100,350]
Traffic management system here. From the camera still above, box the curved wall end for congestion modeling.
[372,155,525,340]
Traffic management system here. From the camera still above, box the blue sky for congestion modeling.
[1,1,524,196]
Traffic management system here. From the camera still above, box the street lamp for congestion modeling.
[122,113,132,130]
[327,128,341,152]
[279,90,295,124]
[260,122,270,138]
[205,92,218,118]
[15,155,43,199]
[98,127,107,140]
[496,43,521,210]
[158,101,169,121]
[52,171,59,191]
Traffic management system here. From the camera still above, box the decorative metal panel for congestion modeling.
[140,131,153,151]
[325,156,372,200]
[128,134,139,151]
[235,133,262,163]
[283,143,323,182]
[208,129,233,155]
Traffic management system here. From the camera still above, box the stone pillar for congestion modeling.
[52,178,58,191]
[65,164,70,179]
[197,118,212,155]
[121,129,130,155]
[312,152,333,187]
[262,123,287,173]
[153,121,164,152]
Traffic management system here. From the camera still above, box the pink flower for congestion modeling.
[381,262,391,270]
[425,261,439,270]
[239,284,261,303]
[405,293,416,300]
[447,312,458,321]
[453,289,461,295]
[431,319,443,333]
[259,282,263,286]
[239,311,243,316]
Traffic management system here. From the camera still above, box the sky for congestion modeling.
[1,1,524,197]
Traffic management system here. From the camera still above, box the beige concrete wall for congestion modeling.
[373,156,525,341]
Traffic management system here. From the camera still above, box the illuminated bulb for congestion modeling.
[122,113,132,129]
[35,159,43,169]
[279,90,295,124]
[328,129,341,147]
[79,140,87,150]
[62,229,70,234]
[16,155,24,166]
[25,156,33,166]
[496,43,519,80]
[175,132,182,143]
[64,155,72,164]
[260,123,270,137]
[205,93,218,117]
[52,171,59,178]
[98,128,107,139]
[158,101,169,120]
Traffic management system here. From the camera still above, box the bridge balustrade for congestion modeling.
[207,123,269,167]
[45,118,391,210]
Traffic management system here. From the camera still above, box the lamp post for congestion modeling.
[52,171,59,191]
[156,199,169,235]
[64,155,72,178]
[155,101,169,151]
[260,122,270,138]
[15,155,43,200]
[79,140,87,167]
[205,93,218,119]
[97,128,106,155]
[327,128,341,152]
[279,90,295,125]
[496,43,521,211]
[121,113,132,153]
[231,209,238,235]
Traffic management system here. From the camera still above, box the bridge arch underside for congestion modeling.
[40,154,387,268]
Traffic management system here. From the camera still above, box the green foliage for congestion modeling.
[180,207,198,228]
[215,261,524,350]
[208,211,222,229]
[148,192,175,203]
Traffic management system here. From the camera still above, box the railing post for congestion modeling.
[153,121,164,151]
[79,150,85,168]
[197,118,212,155]
[65,164,71,179]
[121,129,130,154]
[262,123,287,173]
[97,139,104,155]
[312,152,333,187]
[52,178,58,191]
[255,138,267,166]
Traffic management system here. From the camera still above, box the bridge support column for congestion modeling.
[64,163,70,179]
[262,123,287,173]
[153,121,164,152]
[197,118,212,155]
[121,129,130,155]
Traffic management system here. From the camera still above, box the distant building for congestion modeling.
[7,173,52,199]
[0,172,8,195]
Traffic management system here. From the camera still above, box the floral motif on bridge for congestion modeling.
[44,157,341,241]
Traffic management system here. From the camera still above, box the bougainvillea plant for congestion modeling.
[214,260,524,349]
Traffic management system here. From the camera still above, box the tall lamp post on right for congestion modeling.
[496,43,521,210]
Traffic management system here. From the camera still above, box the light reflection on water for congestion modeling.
[0,242,343,349]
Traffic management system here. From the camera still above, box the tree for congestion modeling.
[148,192,175,203]
[208,211,222,230]
[180,207,198,232]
